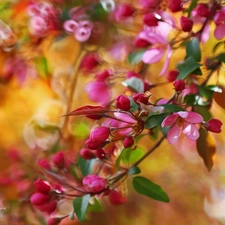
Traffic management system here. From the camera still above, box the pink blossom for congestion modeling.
[139,0,159,9]
[214,7,225,40]
[82,175,107,193]
[162,111,203,144]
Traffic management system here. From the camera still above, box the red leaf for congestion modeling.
[63,105,109,117]
[196,128,216,172]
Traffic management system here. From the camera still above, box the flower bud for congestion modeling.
[169,0,182,12]
[133,93,148,105]
[95,148,106,159]
[90,126,110,143]
[116,3,134,20]
[108,190,127,205]
[143,13,158,26]
[47,217,62,225]
[83,175,107,193]
[115,95,130,111]
[206,119,222,133]
[37,200,57,214]
[123,136,134,148]
[79,53,100,72]
[38,159,51,170]
[30,193,50,206]
[167,70,179,82]
[80,148,96,160]
[195,3,210,18]
[52,152,65,169]
[34,178,51,194]
[173,79,185,92]
[134,37,149,48]
[180,16,193,32]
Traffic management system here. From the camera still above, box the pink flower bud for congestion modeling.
[123,136,134,148]
[143,13,158,26]
[82,175,107,193]
[167,70,179,82]
[108,190,127,205]
[173,79,185,92]
[133,93,148,105]
[206,119,222,133]
[126,71,141,79]
[134,37,149,48]
[47,217,62,225]
[95,70,112,82]
[37,200,57,214]
[116,3,134,20]
[115,95,130,111]
[79,53,100,72]
[38,159,51,170]
[195,3,210,18]
[180,16,193,32]
[34,178,51,194]
[85,139,102,149]
[80,148,96,160]
[90,126,110,143]
[52,152,65,169]
[95,148,106,159]
[30,193,50,206]
[169,0,183,12]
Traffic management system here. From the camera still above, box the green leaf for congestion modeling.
[206,85,222,93]
[133,176,170,202]
[194,106,212,121]
[198,86,214,100]
[122,77,144,93]
[145,113,169,129]
[186,38,201,62]
[162,104,185,112]
[192,67,202,75]
[90,3,108,22]
[73,194,90,223]
[177,56,202,80]
[71,122,90,138]
[128,166,141,175]
[78,157,96,176]
[129,97,139,112]
[87,198,103,212]
[185,0,198,17]
[35,57,49,78]
[215,53,225,63]
[128,49,145,65]
[184,94,197,105]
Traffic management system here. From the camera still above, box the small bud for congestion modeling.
[169,0,183,12]
[34,179,51,194]
[37,200,57,214]
[123,136,134,148]
[133,93,148,105]
[116,3,134,20]
[83,175,107,193]
[108,190,127,205]
[95,148,106,159]
[143,13,158,26]
[90,126,110,143]
[79,53,100,72]
[180,16,193,32]
[30,193,50,206]
[134,37,149,48]
[173,79,185,92]
[195,3,210,18]
[52,152,65,169]
[167,70,179,82]
[115,95,130,111]
[47,217,62,225]
[38,159,51,170]
[206,119,222,133]
[80,148,96,160]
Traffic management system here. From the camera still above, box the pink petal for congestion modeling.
[74,27,91,42]
[142,48,164,64]
[161,114,179,127]
[182,123,199,141]
[159,45,172,76]
[185,112,203,123]
[177,111,189,118]
[63,20,78,33]
[167,124,181,144]
[214,24,225,40]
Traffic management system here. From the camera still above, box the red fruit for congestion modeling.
[180,16,193,32]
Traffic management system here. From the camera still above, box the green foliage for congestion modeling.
[73,194,90,223]
[145,113,169,129]
[133,176,170,202]
[128,49,145,65]
[128,166,141,175]
[87,198,103,212]
[122,77,144,93]
[78,157,96,176]
[35,57,49,78]
[186,38,201,62]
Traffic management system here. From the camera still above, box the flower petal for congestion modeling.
[182,122,199,141]
[159,45,172,76]
[142,48,164,64]
[185,112,203,123]
[167,124,181,144]
[161,114,179,127]
[214,24,225,40]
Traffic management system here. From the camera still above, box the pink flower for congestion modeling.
[214,7,225,40]
[82,175,107,193]
[162,111,203,144]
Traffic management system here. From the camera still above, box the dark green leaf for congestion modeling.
[184,94,197,105]
[128,49,145,65]
[145,113,169,129]
[133,176,170,202]
[162,104,185,112]
[192,67,202,75]
[198,86,214,99]
[129,97,139,112]
[122,77,144,93]
[73,194,90,223]
[194,106,212,121]
[206,85,222,93]
[90,3,108,22]
[160,126,170,136]
[215,53,225,63]
[128,166,141,175]
[177,56,202,80]
[186,38,201,62]
[78,157,96,176]
[87,198,103,212]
